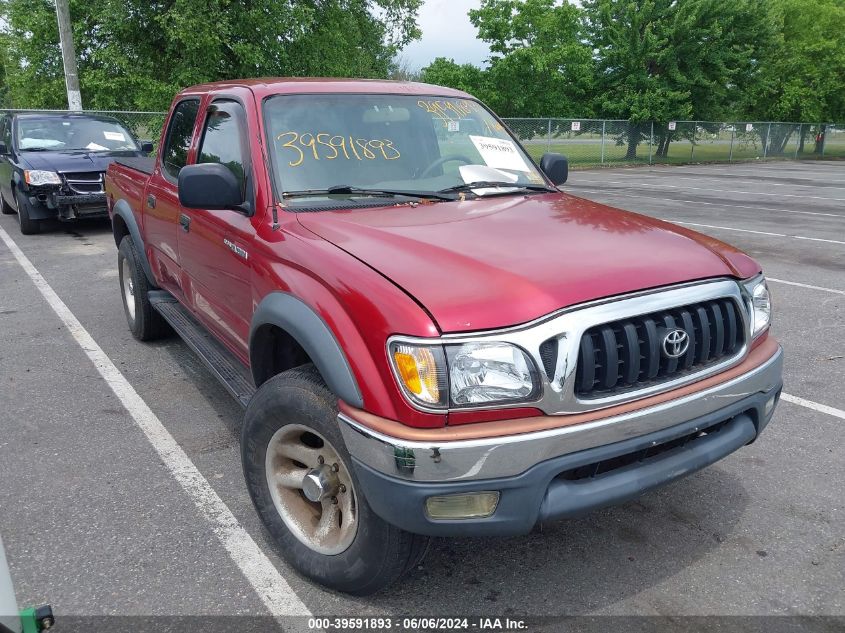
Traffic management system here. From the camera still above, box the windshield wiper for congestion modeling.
[282,185,455,201]
[20,147,51,152]
[438,181,557,195]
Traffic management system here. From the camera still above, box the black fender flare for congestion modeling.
[249,293,364,408]
[112,198,156,286]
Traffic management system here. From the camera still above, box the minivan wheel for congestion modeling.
[117,235,170,341]
[242,365,429,595]
[15,190,41,235]
[1,194,15,214]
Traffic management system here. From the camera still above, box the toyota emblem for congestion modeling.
[662,328,690,358]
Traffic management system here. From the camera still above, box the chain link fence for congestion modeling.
[3,110,843,169]
[503,119,845,168]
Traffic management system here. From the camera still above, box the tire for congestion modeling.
[117,235,170,341]
[242,365,429,595]
[15,190,40,235]
[1,193,14,215]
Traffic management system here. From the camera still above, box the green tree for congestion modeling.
[582,0,775,158]
[745,0,845,154]
[0,0,421,110]
[419,58,488,97]
[468,0,594,117]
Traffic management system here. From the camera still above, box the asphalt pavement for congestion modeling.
[0,160,842,623]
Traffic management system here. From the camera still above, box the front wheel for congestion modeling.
[15,190,40,235]
[242,365,429,595]
[1,193,15,215]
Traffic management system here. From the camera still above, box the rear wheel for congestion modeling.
[118,235,169,341]
[242,365,429,595]
[15,190,40,235]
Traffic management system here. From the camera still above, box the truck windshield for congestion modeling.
[263,94,549,206]
[16,116,140,152]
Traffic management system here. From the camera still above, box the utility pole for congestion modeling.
[54,0,82,111]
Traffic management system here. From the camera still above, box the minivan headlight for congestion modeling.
[743,276,771,337]
[389,340,540,409]
[24,170,61,186]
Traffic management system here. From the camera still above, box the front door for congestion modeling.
[177,99,254,358]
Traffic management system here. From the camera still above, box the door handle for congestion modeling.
[179,213,191,232]
[147,194,156,208]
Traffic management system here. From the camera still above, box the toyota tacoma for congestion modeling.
[105,79,783,595]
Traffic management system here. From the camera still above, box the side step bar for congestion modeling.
[149,291,256,408]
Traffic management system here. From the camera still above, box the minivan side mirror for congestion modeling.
[0,141,8,155]
[178,163,244,210]
[139,140,154,153]
[540,153,568,186]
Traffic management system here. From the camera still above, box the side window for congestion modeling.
[197,100,248,193]
[0,118,9,151]
[161,99,200,180]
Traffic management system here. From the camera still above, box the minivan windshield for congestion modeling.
[16,116,140,152]
[263,94,550,207]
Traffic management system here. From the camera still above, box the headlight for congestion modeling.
[446,342,538,405]
[743,276,771,337]
[24,170,61,186]
[389,340,540,409]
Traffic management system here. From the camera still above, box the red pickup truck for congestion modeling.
[105,79,783,595]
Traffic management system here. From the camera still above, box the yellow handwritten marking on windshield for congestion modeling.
[417,99,476,125]
[416,99,505,135]
[276,132,400,166]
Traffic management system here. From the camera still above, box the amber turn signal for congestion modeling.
[392,345,442,405]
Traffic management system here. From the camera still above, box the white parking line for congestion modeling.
[568,188,845,218]
[0,225,311,617]
[672,221,845,245]
[780,394,845,421]
[768,278,845,296]
[578,180,845,202]
[575,173,845,190]
[672,221,786,237]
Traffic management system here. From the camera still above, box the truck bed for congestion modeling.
[113,156,155,175]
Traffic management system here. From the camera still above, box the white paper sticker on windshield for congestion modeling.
[447,120,460,132]
[469,135,530,172]
[86,142,108,151]
[103,131,126,141]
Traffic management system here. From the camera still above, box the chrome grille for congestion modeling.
[62,171,105,194]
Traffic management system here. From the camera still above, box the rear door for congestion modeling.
[144,98,201,296]
[177,98,255,357]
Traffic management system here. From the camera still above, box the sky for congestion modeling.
[401,0,491,71]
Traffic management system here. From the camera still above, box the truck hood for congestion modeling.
[298,193,760,333]
[20,150,142,173]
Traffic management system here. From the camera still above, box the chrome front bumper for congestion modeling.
[338,345,783,483]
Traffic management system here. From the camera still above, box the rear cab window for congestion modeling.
[161,99,200,180]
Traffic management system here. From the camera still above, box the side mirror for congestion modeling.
[139,140,154,154]
[540,153,568,186]
[0,141,8,154]
[178,163,244,210]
